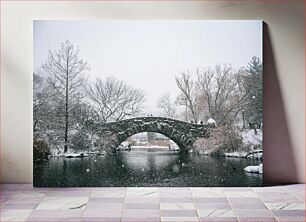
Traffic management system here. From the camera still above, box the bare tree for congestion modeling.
[157,92,176,118]
[197,65,248,125]
[86,77,145,122]
[42,40,89,152]
[33,72,49,133]
[175,72,199,122]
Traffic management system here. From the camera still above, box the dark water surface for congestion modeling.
[34,151,262,187]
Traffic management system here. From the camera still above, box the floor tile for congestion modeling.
[196,202,231,209]
[125,203,160,209]
[234,209,274,218]
[2,203,39,209]
[237,218,277,222]
[225,191,258,198]
[224,187,253,191]
[1,183,305,222]
[162,216,199,222]
[1,184,24,191]
[0,209,32,221]
[91,189,125,198]
[252,186,289,193]
[86,202,123,209]
[83,208,123,217]
[265,202,305,210]
[229,199,266,209]
[92,187,126,191]
[36,196,88,210]
[194,197,228,203]
[292,192,305,201]
[160,188,192,197]
[160,197,194,203]
[228,197,263,204]
[159,187,191,192]
[125,197,159,203]
[26,217,83,221]
[1,196,10,206]
[276,217,306,222]
[28,209,84,218]
[122,209,160,217]
[10,191,46,199]
[198,209,235,217]
[257,192,301,203]
[231,203,267,209]
[191,188,225,197]
[45,191,91,197]
[160,203,196,210]
[83,217,121,222]
[161,209,198,217]
[126,187,158,198]
[6,197,44,204]
[272,209,305,217]
[200,217,238,222]
[89,197,125,203]
[122,217,161,222]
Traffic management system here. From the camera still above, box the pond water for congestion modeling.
[34,150,262,187]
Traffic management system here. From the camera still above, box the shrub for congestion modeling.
[33,137,50,161]
[217,125,244,153]
[70,130,91,152]
[196,125,243,156]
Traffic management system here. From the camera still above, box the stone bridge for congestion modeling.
[93,117,211,153]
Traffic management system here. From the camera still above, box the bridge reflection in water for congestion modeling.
[34,148,262,187]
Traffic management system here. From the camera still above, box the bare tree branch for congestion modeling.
[86,77,145,122]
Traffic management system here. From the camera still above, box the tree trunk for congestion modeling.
[64,65,69,153]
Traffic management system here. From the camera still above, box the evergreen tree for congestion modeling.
[244,56,263,133]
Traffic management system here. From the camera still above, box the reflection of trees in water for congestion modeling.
[33,162,45,187]
[113,151,182,185]
[34,152,262,187]
[194,155,262,186]
[61,159,67,186]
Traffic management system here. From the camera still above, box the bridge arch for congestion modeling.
[117,131,184,151]
[93,117,210,153]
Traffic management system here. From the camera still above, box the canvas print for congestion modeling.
[33,20,263,187]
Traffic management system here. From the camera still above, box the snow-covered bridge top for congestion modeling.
[93,117,211,153]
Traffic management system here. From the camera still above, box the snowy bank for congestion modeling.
[224,152,248,158]
[224,150,262,159]
[207,118,217,127]
[65,152,88,158]
[86,151,106,156]
[245,150,263,159]
[244,164,263,174]
[169,140,180,151]
[116,141,131,151]
[242,129,262,147]
[52,151,106,158]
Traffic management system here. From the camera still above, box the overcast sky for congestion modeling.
[34,20,262,114]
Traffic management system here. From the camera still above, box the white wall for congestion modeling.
[1,1,305,183]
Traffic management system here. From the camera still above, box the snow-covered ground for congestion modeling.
[224,152,248,158]
[224,150,262,159]
[116,141,131,151]
[241,129,262,147]
[131,145,169,149]
[207,118,217,126]
[65,153,88,158]
[223,129,263,159]
[244,163,263,174]
[52,151,106,158]
[169,140,180,151]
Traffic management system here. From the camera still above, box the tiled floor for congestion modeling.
[0,184,304,222]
